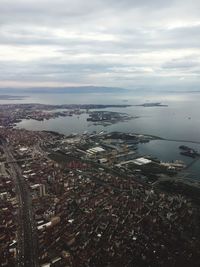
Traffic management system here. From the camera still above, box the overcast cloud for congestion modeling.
[0,0,200,89]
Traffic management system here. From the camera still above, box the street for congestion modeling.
[2,140,39,267]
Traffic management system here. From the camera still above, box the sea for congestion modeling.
[1,90,200,180]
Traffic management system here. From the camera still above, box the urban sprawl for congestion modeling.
[0,104,200,267]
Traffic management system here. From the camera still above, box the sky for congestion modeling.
[0,0,200,90]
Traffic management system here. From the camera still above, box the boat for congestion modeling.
[180,151,196,158]
[179,145,191,150]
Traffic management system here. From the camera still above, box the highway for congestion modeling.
[2,140,39,267]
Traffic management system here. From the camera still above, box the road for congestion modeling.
[2,140,39,267]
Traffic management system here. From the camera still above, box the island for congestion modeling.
[87,111,137,125]
[0,95,27,100]
[136,102,168,107]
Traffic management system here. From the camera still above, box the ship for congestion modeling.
[180,151,196,158]
[179,145,200,158]
[179,145,191,150]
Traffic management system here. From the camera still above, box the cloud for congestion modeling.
[0,0,200,89]
[162,57,200,69]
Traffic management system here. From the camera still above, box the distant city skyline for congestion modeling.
[0,0,200,90]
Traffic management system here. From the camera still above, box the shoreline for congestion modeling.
[119,132,200,145]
